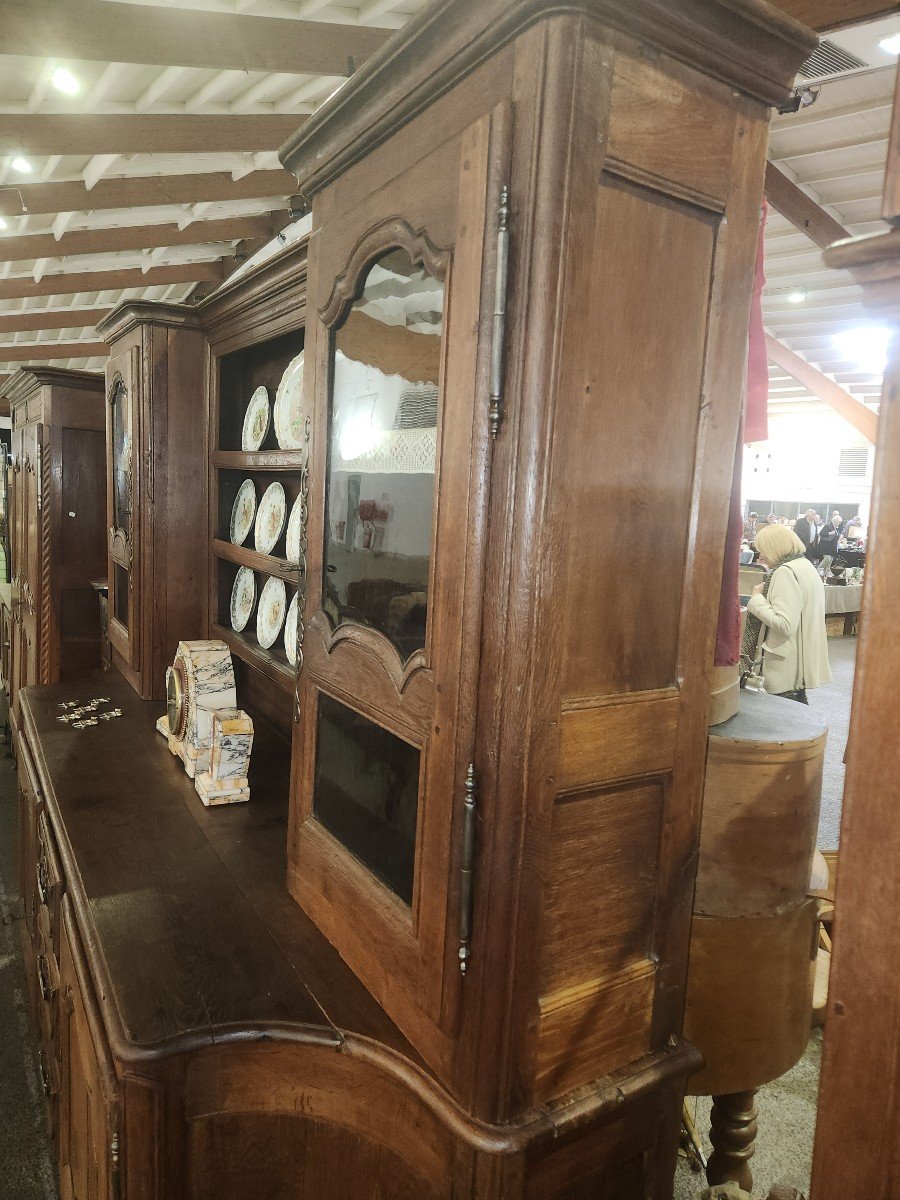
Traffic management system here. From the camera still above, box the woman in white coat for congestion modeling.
[742,523,832,703]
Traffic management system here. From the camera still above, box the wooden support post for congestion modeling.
[707,1090,759,1193]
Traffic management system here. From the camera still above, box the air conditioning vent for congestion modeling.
[838,447,869,477]
[798,40,868,82]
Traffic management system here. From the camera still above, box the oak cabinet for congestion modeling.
[0,369,106,727]
[97,306,208,700]
[281,0,814,1136]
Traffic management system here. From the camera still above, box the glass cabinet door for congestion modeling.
[105,346,140,667]
[289,110,509,1068]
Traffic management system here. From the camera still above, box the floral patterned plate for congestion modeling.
[257,577,287,650]
[229,478,256,546]
[285,493,305,564]
[284,593,299,666]
[241,385,270,451]
[274,353,304,450]
[230,567,256,633]
[254,482,286,555]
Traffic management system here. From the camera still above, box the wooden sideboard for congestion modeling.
[0,368,106,726]
[18,672,701,1200]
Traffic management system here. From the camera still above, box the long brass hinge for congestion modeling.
[488,184,511,439]
[458,763,477,975]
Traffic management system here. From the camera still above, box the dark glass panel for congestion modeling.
[313,692,420,905]
[323,247,443,659]
[114,564,129,629]
[111,379,132,542]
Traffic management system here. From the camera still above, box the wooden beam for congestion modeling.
[0,115,304,157]
[0,1,389,76]
[0,262,223,301]
[0,341,107,362]
[0,308,110,334]
[765,334,878,442]
[0,214,277,264]
[0,170,298,218]
[765,163,851,250]
[768,0,898,31]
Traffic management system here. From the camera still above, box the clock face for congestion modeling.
[166,658,189,741]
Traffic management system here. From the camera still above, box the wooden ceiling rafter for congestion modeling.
[0,262,225,301]
[0,340,108,362]
[771,0,900,32]
[0,308,111,334]
[0,113,306,157]
[765,333,879,442]
[0,213,281,264]
[0,1,390,76]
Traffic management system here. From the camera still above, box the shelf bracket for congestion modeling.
[458,762,477,975]
[488,183,511,440]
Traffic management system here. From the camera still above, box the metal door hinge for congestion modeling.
[488,184,511,440]
[458,763,477,975]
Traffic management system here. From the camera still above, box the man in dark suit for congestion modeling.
[796,508,820,561]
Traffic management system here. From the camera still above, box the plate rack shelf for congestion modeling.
[202,238,309,733]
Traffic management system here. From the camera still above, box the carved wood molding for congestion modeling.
[318,217,450,328]
[309,608,429,696]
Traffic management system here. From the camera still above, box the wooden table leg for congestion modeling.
[706,1089,758,1192]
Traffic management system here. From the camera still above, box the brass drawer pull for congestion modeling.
[37,1048,54,1098]
[37,953,56,1003]
[36,858,50,908]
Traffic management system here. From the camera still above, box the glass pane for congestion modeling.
[111,380,132,542]
[114,564,129,630]
[313,692,419,905]
[324,247,443,660]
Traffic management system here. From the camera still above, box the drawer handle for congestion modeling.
[37,1048,54,1098]
[36,859,50,908]
[37,953,56,1003]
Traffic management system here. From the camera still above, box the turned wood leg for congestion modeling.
[706,1089,758,1193]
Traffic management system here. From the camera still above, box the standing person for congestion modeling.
[818,512,843,576]
[796,508,820,561]
[742,511,759,542]
[740,524,832,703]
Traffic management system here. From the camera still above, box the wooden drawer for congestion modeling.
[37,811,65,962]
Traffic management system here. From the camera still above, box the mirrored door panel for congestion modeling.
[289,105,510,1077]
[105,345,140,667]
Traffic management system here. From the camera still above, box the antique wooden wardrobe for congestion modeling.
[1,368,106,722]
[13,2,813,1198]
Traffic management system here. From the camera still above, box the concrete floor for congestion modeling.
[808,635,856,851]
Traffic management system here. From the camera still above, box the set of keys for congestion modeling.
[55,698,123,729]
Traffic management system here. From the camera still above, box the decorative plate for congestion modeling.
[254,482,286,554]
[241,385,270,451]
[284,593,299,666]
[229,479,256,546]
[274,353,304,450]
[285,493,305,564]
[257,577,287,650]
[230,567,256,633]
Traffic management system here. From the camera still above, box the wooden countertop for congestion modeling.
[20,672,419,1067]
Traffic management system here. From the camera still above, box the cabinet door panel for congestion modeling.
[59,901,119,1200]
[289,106,508,1075]
[106,345,140,669]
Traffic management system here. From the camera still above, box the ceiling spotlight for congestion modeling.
[51,67,80,95]
[878,33,900,56]
[833,325,893,376]
[777,85,820,116]
[11,157,32,174]
[787,287,807,304]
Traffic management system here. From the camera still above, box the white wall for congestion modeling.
[742,405,873,523]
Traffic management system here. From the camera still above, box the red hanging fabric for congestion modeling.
[713,201,768,667]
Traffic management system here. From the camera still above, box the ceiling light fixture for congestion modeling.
[11,157,32,174]
[51,66,80,95]
[833,325,893,376]
[787,287,807,304]
[0,217,7,230]
[878,33,900,56]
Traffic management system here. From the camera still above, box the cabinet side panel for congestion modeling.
[557,173,716,699]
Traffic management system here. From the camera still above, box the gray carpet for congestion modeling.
[807,635,856,851]
[0,745,58,1200]
[674,1031,822,1199]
